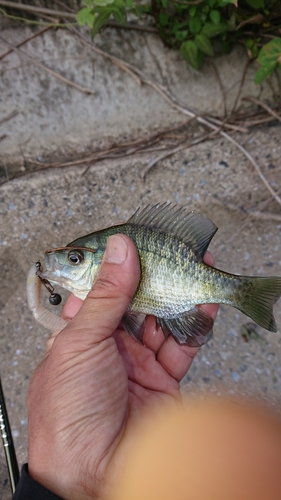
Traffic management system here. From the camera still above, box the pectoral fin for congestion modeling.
[158,308,214,347]
[122,311,146,343]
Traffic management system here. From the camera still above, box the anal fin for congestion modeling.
[158,308,214,347]
[122,311,146,343]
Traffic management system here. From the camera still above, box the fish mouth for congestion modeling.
[37,251,65,283]
[38,246,97,282]
[36,246,97,300]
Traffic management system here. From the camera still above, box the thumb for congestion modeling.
[61,234,140,345]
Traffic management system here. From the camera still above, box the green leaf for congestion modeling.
[172,21,189,32]
[209,10,220,24]
[228,11,236,29]
[175,30,188,42]
[189,6,197,17]
[257,38,281,65]
[91,9,112,37]
[81,0,93,5]
[180,40,204,69]
[252,44,259,59]
[92,0,114,5]
[245,39,259,58]
[195,34,214,56]
[189,16,201,34]
[76,7,96,27]
[112,7,127,24]
[114,0,127,7]
[245,0,264,8]
[159,12,169,27]
[222,41,232,54]
[254,62,276,84]
[245,39,254,49]
[201,22,228,38]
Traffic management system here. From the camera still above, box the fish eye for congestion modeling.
[67,250,84,265]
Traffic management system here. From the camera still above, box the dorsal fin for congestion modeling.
[127,203,217,258]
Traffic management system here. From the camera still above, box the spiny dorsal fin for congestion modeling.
[127,202,218,259]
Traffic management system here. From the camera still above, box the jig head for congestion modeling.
[35,261,62,305]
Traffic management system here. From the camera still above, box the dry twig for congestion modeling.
[52,0,76,14]
[242,96,281,124]
[204,116,247,133]
[67,27,281,206]
[207,60,227,118]
[0,110,18,125]
[0,0,76,19]
[212,198,281,222]
[0,120,196,185]
[1,18,280,207]
[0,37,96,95]
[0,26,52,61]
[230,59,251,115]
[0,1,158,33]
[142,129,218,181]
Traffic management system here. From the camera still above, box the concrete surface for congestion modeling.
[0,23,281,499]
[1,24,280,169]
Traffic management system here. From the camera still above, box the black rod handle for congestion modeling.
[0,376,20,494]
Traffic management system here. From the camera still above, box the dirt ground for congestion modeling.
[0,23,281,499]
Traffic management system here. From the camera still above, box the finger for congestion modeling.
[44,295,84,356]
[203,250,214,267]
[157,338,200,382]
[200,302,219,320]
[59,234,140,346]
[142,316,166,353]
[45,329,63,355]
[114,329,179,396]
[61,293,83,321]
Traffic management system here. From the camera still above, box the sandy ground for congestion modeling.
[0,23,281,498]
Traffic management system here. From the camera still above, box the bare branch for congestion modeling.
[142,130,218,181]
[212,198,281,221]
[0,26,52,61]
[64,27,281,206]
[0,37,96,95]
[0,0,76,19]
[0,110,18,125]
[0,1,158,33]
[242,96,281,124]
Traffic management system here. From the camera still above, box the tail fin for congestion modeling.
[237,277,281,332]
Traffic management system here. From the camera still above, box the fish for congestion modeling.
[38,203,281,347]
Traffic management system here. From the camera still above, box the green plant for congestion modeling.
[255,38,281,83]
[76,0,281,83]
[76,0,143,37]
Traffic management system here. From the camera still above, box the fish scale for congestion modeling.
[38,203,281,347]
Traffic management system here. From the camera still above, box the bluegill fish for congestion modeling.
[38,203,281,347]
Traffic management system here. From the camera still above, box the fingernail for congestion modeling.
[104,235,128,264]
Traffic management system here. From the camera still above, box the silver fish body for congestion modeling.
[38,203,281,347]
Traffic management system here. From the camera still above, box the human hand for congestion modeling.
[27,235,218,500]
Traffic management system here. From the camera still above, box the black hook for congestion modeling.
[36,261,62,306]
